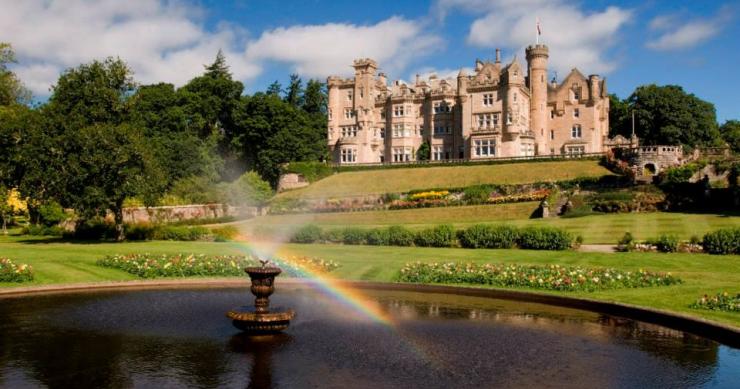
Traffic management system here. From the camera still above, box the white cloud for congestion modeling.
[0,0,260,97]
[244,17,443,79]
[407,67,473,84]
[435,0,632,76]
[0,1,441,98]
[646,12,731,51]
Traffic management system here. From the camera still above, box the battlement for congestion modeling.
[525,44,549,58]
[353,58,378,70]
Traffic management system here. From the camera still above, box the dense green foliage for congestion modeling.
[0,43,30,105]
[720,120,740,153]
[0,257,33,282]
[702,227,740,255]
[283,161,334,182]
[516,226,573,250]
[414,224,456,247]
[398,262,681,291]
[610,85,722,148]
[457,224,519,249]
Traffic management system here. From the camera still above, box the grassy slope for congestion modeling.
[1,234,739,328]
[243,208,740,244]
[279,160,612,199]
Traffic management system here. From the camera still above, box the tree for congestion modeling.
[303,79,327,115]
[0,43,31,106]
[720,120,740,153]
[608,93,630,137]
[227,171,273,207]
[266,81,282,96]
[626,84,721,148]
[285,74,303,107]
[54,124,164,241]
[417,141,431,161]
[204,49,230,78]
[0,185,11,234]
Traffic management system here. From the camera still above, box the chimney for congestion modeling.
[415,74,420,85]
[495,48,501,64]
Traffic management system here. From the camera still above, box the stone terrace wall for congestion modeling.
[122,204,260,224]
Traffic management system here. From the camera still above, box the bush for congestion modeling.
[152,226,211,241]
[342,227,367,245]
[282,161,334,183]
[650,234,680,253]
[22,224,63,236]
[414,224,456,247]
[65,219,117,240]
[457,224,519,249]
[618,232,634,246]
[124,223,158,241]
[463,185,492,203]
[0,258,34,282]
[291,224,322,243]
[211,226,239,241]
[517,226,573,250]
[227,171,273,207]
[38,201,67,226]
[321,228,345,244]
[366,228,390,246]
[386,225,415,246]
[702,227,740,255]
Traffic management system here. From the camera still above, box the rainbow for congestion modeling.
[227,238,395,326]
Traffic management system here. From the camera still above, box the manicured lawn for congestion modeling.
[242,208,740,244]
[1,234,739,328]
[278,160,612,199]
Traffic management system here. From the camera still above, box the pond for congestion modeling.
[0,286,738,388]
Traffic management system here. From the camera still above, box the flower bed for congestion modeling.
[691,292,740,312]
[398,262,681,292]
[0,258,34,282]
[408,190,449,201]
[97,254,339,278]
[487,189,549,204]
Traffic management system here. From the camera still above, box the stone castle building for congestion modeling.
[327,44,610,164]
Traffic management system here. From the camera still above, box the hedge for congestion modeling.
[457,224,519,249]
[414,225,456,247]
[702,227,740,255]
[516,226,573,250]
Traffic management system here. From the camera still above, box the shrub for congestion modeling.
[386,225,415,246]
[227,171,273,207]
[650,234,680,253]
[152,226,211,241]
[457,224,518,249]
[22,224,63,236]
[342,227,367,245]
[366,228,390,246]
[124,223,158,241]
[0,258,34,282]
[414,224,456,247]
[517,226,573,250]
[618,232,634,246]
[321,228,345,244]
[463,185,491,203]
[702,227,740,255]
[291,224,322,243]
[282,161,334,183]
[211,225,239,241]
[65,219,117,240]
[38,201,67,226]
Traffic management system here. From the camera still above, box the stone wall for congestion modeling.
[121,204,261,224]
[277,173,309,192]
[630,145,684,176]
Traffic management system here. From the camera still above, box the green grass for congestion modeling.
[1,234,739,328]
[243,208,740,244]
[278,160,612,199]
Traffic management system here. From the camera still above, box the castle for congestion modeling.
[327,44,611,164]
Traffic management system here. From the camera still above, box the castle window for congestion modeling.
[347,90,353,101]
[513,92,517,102]
[380,127,385,138]
[340,125,358,138]
[393,105,405,117]
[341,148,356,163]
[392,147,412,162]
[434,101,452,113]
[344,108,355,119]
[550,129,555,140]
[483,94,494,106]
[474,139,495,157]
[550,110,554,119]
[328,109,332,120]
[381,111,386,120]
[571,124,582,139]
[521,143,534,157]
[566,146,585,156]
[432,146,443,161]
[573,108,580,118]
[506,113,512,125]
[493,114,499,126]
[359,88,364,98]
[572,85,580,101]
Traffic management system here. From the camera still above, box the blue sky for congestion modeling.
[1,0,737,122]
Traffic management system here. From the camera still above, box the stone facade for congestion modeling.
[327,45,610,164]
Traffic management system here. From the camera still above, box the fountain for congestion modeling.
[227,259,295,333]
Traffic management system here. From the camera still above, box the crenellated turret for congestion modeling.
[526,44,549,154]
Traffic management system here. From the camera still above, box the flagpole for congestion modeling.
[536,17,539,44]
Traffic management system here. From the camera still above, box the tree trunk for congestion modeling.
[1,217,7,235]
[113,204,125,242]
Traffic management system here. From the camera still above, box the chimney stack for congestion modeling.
[495,48,501,64]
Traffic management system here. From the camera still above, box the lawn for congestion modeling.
[1,234,739,328]
[242,208,740,244]
[278,160,612,199]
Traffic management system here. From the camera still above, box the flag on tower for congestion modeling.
[536,17,542,44]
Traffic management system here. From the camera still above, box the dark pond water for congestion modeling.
[0,286,738,388]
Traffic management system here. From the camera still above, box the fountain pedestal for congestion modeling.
[227,261,294,333]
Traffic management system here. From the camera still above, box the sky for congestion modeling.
[1,0,738,122]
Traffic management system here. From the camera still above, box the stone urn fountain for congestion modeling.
[227,259,295,333]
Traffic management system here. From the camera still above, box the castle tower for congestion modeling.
[525,44,549,155]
